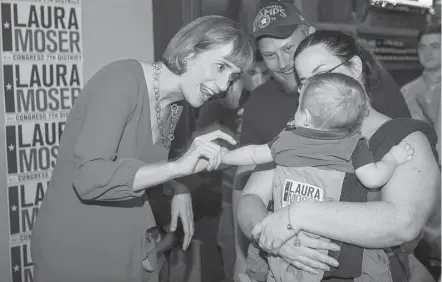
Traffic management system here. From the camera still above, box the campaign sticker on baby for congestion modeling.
[282,179,326,207]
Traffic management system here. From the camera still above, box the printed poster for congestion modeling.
[0,0,83,281]
[357,31,420,67]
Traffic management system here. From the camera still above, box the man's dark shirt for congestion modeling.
[240,78,300,146]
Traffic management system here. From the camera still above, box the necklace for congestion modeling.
[152,62,179,149]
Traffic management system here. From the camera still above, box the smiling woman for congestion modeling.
[162,16,254,107]
[30,15,254,282]
[293,30,411,119]
[177,43,244,107]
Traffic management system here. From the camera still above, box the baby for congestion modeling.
[222,73,414,282]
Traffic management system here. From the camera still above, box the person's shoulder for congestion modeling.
[105,59,141,69]
[400,76,424,94]
[83,59,144,103]
[392,128,440,183]
[94,59,143,82]
[371,118,438,159]
[374,118,436,141]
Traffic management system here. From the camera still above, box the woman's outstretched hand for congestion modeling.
[175,130,236,175]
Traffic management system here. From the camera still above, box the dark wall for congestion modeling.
[152,1,195,155]
[152,0,185,61]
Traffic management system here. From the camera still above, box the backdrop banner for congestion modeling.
[0,0,83,281]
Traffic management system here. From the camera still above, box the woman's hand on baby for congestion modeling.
[175,130,236,175]
[170,193,194,251]
[251,205,299,256]
[278,232,340,274]
[390,141,414,165]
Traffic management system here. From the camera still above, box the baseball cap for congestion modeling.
[252,1,309,39]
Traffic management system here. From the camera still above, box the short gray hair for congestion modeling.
[162,15,255,74]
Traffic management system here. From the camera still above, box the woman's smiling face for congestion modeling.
[180,43,242,108]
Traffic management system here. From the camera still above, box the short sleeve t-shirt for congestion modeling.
[352,138,375,169]
[240,79,299,146]
[270,126,373,173]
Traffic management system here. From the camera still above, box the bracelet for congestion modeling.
[287,206,294,231]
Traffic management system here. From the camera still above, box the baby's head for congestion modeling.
[294,73,369,132]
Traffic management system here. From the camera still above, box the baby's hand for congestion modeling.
[390,141,414,165]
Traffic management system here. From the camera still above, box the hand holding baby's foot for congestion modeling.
[390,141,414,165]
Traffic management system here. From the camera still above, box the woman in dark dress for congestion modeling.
[31,15,254,282]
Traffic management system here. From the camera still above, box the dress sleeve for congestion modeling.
[351,138,375,169]
[72,62,146,201]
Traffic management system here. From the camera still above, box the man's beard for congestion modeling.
[272,72,298,93]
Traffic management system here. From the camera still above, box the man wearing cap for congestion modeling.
[232,2,315,281]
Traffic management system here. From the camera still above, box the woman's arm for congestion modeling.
[237,167,274,239]
[73,63,161,201]
[232,164,257,274]
[73,63,234,202]
[292,131,439,248]
[133,130,236,192]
